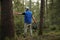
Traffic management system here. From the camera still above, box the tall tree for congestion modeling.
[39,0,45,35]
[1,0,15,40]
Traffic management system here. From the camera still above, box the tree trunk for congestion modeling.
[50,0,53,9]
[29,0,31,10]
[46,0,48,16]
[1,0,15,40]
[39,0,45,35]
[45,0,49,27]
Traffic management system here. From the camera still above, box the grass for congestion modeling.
[17,31,60,40]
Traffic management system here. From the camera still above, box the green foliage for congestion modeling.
[14,15,24,36]
[13,0,24,36]
[49,0,60,30]
[13,0,24,12]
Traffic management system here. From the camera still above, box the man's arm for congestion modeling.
[32,16,37,24]
[18,12,25,15]
[14,12,25,15]
[17,13,22,15]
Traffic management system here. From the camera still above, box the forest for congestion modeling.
[0,0,60,40]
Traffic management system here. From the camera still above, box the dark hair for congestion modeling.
[26,9,29,11]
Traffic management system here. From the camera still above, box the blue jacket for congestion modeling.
[24,10,32,24]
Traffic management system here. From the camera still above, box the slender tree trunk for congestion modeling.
[50,0,54,25]
[39,0,45,35]
[29,0,31,10]
[46,0,48,16]
[1,0,15,40]
[0,1,1,38]
[51,0,53,9]
[50,0,53,9]
[45,0,49,27]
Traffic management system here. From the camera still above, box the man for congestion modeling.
[15,7,36,37]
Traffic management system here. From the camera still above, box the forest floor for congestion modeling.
[17,31,60,40]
